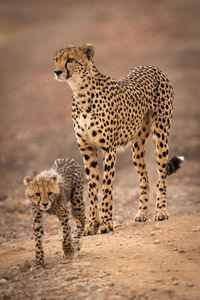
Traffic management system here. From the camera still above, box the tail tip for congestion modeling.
[177,156,184,162]
[166,155,184,176]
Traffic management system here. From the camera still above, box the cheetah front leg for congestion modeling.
[100,151,116,234]
[57,209,75,258]
[32,209,45,268]
[77,138,100,235]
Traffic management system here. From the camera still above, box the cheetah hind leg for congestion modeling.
[151,112,170,221]
[131,114,151,222]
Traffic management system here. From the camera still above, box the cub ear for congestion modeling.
[81,43,94,60]
[23,176,32,186]
[50,174,59,183]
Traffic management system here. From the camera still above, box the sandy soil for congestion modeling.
[0,0,200,299]
[0,216,200,300]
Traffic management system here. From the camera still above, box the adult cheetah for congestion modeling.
[54,43,183,235]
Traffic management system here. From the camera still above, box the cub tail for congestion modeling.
[166,156,184,176]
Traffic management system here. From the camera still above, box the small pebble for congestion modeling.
[192,226,200,232]
[187,283,194,287]
[179,249,185,253]
[107,282,114,287]
[154,239,160,244]
[169,276,176,281]
[133,254,140,259]
[0,237,5,243]
[154,224,161,230]
[0,278,7,284]
[96,242,102,246]
[65,276,79,281]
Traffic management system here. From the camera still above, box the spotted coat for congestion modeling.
[54,44,181,235]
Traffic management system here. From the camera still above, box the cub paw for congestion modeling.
[63,246,75,259]
[154,210,169,221]
[84,221,99,236]
[72,239,83,251]
[134,211,149,222]
[100,220,114,234]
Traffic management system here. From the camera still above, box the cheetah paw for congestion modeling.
[30,262,45,271]
[99,221,114,234]
[84,221,100,236]
[154,210,169,221]
[134,211,149,222]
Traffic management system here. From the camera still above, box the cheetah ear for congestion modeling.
[81,43,94,60]
[23,176,32,186]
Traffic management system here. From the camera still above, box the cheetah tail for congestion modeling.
[166,156,184,176]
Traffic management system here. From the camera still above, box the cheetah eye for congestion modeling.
[55,58,58,63]
[67,58,74,63]
[35,192,40,197]
[48,192,53,196]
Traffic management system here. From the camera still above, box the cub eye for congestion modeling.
[48,192,53,196]
[35,192,40,197]
[55,57,58,62]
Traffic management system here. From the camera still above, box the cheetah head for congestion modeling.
[54,43,94,89]
[23,174,60,211]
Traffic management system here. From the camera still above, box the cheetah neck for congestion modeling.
[68,64,113,111]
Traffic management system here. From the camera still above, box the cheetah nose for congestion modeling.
[43,203,48,208]
[54,70,63,76]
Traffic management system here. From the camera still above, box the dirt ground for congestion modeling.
[0,0,200,299]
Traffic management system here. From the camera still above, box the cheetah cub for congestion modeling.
[24,158,86,268]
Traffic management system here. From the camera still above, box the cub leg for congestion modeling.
[32,209,45,268]
[57,208,75,258]
[71,182,86,250]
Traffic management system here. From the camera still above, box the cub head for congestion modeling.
[54,43,94,88]
[23,174,60,211]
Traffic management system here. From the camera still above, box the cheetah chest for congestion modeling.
[74,112,107,147]
[75,113,94,141]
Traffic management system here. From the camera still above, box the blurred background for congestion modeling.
[0,0,199,237]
